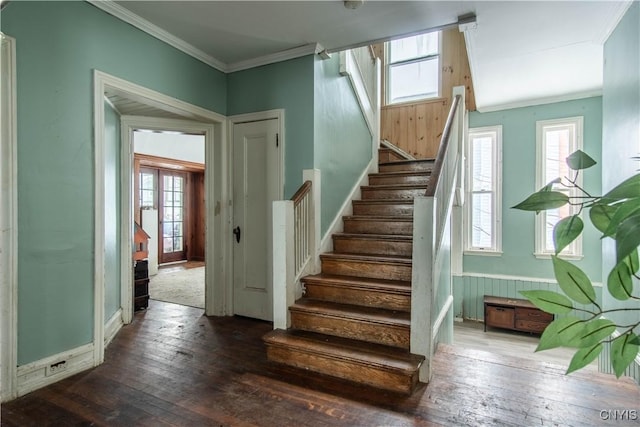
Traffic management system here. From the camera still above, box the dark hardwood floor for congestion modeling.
[2,300,638,426]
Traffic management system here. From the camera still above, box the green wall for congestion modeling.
[227,57,315,199]
[2,1,226,365]
[313,55,372,234]
[601,1,639,356]
[104,101,121,322]
[465,97,603,280]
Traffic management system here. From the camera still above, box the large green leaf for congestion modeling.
[537,317,585,351]
[607,261,633,300]
[566,343,602,374]
[603,173,640,200]
[589,202,618,233]
[512,191,569,213]
[573,319,616,348]
[553,215,583,255]
[611,333,640,378]
[552,256,597,305]
[616,212,640,264]
[566,150,597,171]
[520,290,573,314]
[602,198,640,238]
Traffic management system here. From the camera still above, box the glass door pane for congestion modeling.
[159,171,186,263]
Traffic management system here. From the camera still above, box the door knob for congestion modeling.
[233,226,241,243]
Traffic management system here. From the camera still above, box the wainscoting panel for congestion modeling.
[453,274,602,322]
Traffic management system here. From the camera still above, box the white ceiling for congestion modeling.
[97,1,632,111]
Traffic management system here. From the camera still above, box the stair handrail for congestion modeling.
[411,86,466,383]
[272,170,321,330]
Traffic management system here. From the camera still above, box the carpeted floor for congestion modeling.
[149,266,205,308]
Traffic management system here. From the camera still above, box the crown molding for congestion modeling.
[226,43,324,73]
[476,89,603,114]
[87,0,228,72]
[88,1,323,74]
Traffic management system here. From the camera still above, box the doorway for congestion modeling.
[133,129,207,309]
[232,118,281,321]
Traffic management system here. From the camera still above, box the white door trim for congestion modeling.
[228,109,285,316]
[94,71,230,367]
[0,34,18,402]
[120,116,215,316]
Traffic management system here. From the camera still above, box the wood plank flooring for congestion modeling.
[2,300,638,426]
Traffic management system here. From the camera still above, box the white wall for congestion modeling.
[134,131,205,164]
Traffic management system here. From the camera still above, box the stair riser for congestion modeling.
[333,237,412,257]
[321,258,412,281]
[343,219,412,235]
[352,203,414,217]
[368,174,430,186]
[378,150,405,163]
[290,311,410,349]
[266,345,418,394]
[304,282,410,312]
[379,163,433,173]
[362,188,426,200]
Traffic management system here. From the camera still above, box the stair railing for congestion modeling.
[272,169,321,329]
[411,86,466,382]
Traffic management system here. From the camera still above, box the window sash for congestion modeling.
[465,127,502,253]
[535,117,583,258]
[386,32,440,104]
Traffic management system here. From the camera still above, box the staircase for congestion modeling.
[263,150,434,395]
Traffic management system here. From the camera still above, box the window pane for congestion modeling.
[471,136,493,191]
[163,221,173,238]
[471,192,493,248]
[163,237,173,253]
[164,191,173,207]
[174,192,183,207]
[544,199,572,252]
[389,33,439,63]
[174,206,183,221]
[163,207,173,222]
[141,173,154,190]
[389,58,438,102]
[141,190,154,207]
[173,222,182,238]
[544,127,572,185]
[174,176,183,191]
[173,238,183,252]
[164,176,173,191]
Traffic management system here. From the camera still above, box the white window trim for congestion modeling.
[534,116,584,259]
[464,125,503,255]
[385,32,442,105]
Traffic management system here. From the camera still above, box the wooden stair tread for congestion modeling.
[370,170,431,177]
[353,199,414,204]
[333,233,412,241]
[362,184,428,190]
[290,298,410,325]
[302,273,410,293]
[343,215,413,221]
[320,252,411,264]
[264,329,423,372]
[381,159,435,166]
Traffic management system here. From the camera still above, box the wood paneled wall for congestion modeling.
[378,29,476,159]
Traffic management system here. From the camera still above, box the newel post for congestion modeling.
[272,200,294,330]
[411,196,436,382]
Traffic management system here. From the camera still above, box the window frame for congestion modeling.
[464,125,503,255]
[385,31,441,105]
[534,116,584,259]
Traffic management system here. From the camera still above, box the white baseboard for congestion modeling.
[16,343,95,397]
[104,308,123,347]
[319,157,375,254]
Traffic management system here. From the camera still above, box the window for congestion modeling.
[386,32,440,104]
[465,126,502,254]
[535,117,583,258]
[139,168,157,209]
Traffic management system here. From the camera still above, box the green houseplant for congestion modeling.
[512,150,640,376]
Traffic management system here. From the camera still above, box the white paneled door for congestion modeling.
[232,119,280,321]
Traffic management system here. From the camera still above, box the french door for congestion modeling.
[159,170,187,263]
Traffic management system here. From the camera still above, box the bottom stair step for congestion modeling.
[263,329,424,395]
